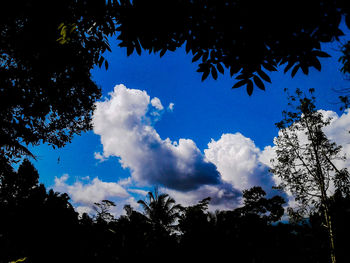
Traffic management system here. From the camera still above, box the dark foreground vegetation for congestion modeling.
[0,157,349,263]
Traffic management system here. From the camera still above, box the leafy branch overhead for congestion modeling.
[2,0,350,162]
[0,1,116,160]
[115,0,348,95]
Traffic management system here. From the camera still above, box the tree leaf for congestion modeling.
[313,50,331,58]
[192,52,202,62]
[232,79,247,89]
[291,64,300,77]
[247,80,253,96]
[262,62,277,72]
[257,70,271,83]
[284,60,296,73]
[196,63,206,73]
[105,42,112,52]
[253,75,265,91]
[202,52,209,62]
[127,45,134,56]
[236,74,246,80]
[211,66,218,80]
[160,49,166,57]
[217,63,224,74]
[98,56,104,68]
[202,69,210,81]
[58,23,64,30]
[346,14,350,30]
[230,66,239,77]
[300,63,309,75]
[311,57,321,71]
[185,41,191,54]
[105,60,109,70]
[135,40,141,55]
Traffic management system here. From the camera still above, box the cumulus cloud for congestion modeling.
[151,97,164,110]
[92,84,221,192]
[204,133,276,193]
[53,174,143,217]
[322,109,350,169]
[91,84,296,209]
[54,174,129,205]
[63,84,350,213]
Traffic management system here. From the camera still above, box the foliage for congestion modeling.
[235,186,286,223]
[1,159,349,262]
[93,199,116,223]
[339,41,350,75]
[137,187,183,233]
[271,89,350,216]
[0,0,117,161]
[271,89,350,263]
[0,157,80,263]
[115,0,350,94]
[3,0,350,162]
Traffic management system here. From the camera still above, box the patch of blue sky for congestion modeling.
[30,25,350,198]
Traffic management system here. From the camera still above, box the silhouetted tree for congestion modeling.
[235,186,285,223]
[3,0,350,162]
[3,157,350,262]
[115,0,350,94]
[178,197,216,263]
[271,89,350,263]
[137,188,183,233]
[93,199,116,223]
[137,188,183,263]
[113,205,153,262]
[1,0,117,160]
[0,158,80,263]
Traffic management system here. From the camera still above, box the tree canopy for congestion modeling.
[2,158,350,262]
[0,0,116,160]
[115,0,350,94]
[271,89,350,263]
[2,0,350,161]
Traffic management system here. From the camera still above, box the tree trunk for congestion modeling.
[323,206,336,263]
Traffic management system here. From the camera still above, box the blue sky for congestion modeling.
[29,29,350,215]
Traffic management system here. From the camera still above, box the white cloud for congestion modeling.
[151,97,164,110]
[91,84,295,210]
[128,188,149,196]
[81,176,91,181]
[264,109,350,170]
[53,174,145,217]
[168,102,175,111]
[118,177,133,186]
[94,152,106,162]
[75,205,93,216]
[92,84,221,192]
[53,174,129,205]
[61,84,350,214]
[322,109,350,169]
[204,133,276,193]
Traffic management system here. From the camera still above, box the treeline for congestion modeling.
[1,158,349,263]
